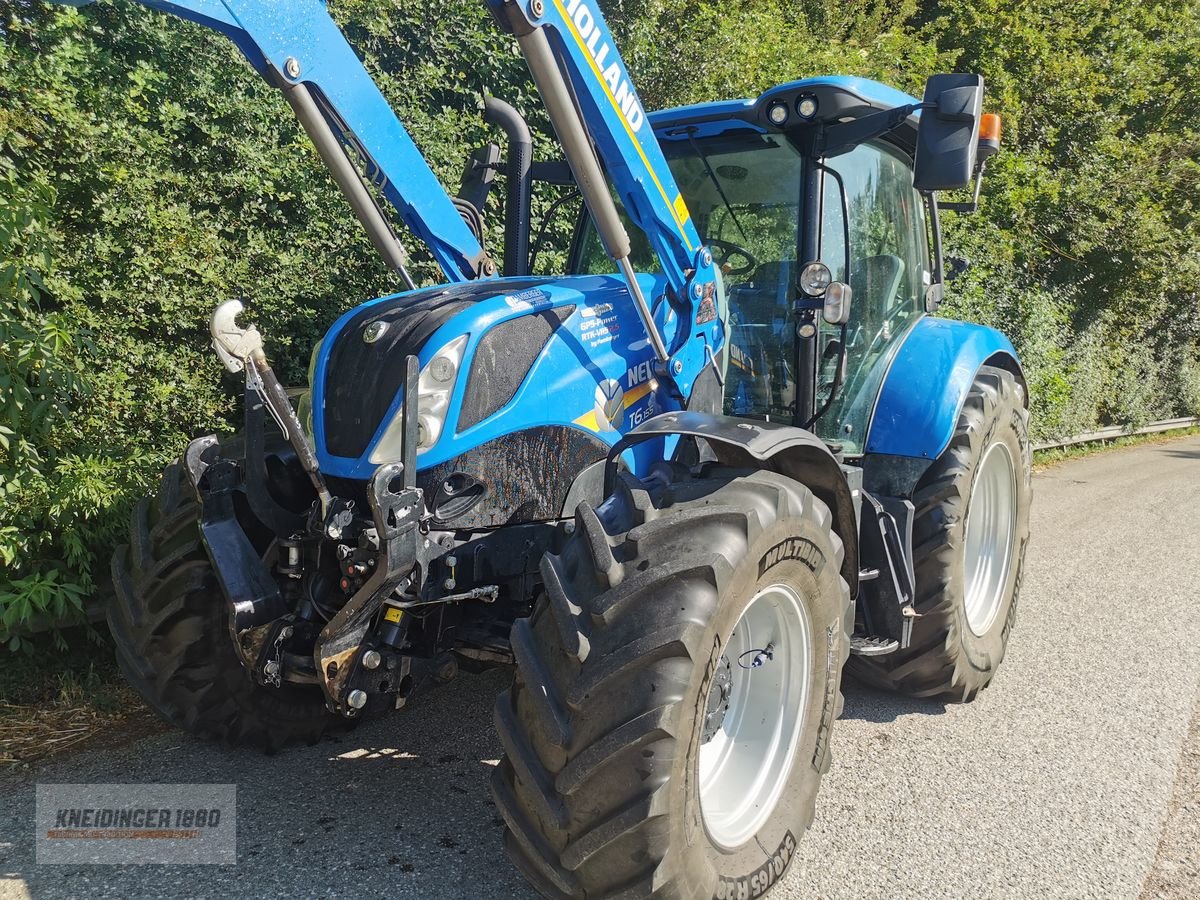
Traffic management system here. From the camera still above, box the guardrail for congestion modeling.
[1032,417,1199,452]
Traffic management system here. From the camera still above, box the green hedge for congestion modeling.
[2,0,1198,639]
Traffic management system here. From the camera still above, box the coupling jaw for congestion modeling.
[210,299,265,372]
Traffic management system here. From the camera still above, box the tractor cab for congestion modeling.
[572,76,991,455]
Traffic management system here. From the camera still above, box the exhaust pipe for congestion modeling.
[482,96,533,276]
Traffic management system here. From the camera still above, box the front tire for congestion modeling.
[848,365,1032,701]
[493,468,851,899]
[108,459,338,751]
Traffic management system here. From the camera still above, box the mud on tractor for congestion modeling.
[89,1,1031,897]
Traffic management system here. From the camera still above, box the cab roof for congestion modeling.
[648,76,922,149]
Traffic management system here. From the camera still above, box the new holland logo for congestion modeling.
[573,367,655,433]
[561,0,646,133]
[593,378,624,432]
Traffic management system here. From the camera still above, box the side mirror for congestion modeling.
[822,282,852,326]
[913,74,984,191]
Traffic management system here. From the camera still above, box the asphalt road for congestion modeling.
[3,436,1199,899]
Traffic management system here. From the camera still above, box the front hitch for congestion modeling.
[188,302,428,715]
[314,456,422,715]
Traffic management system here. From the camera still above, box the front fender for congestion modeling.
[866,317,1023,461]
[608,411,859,595]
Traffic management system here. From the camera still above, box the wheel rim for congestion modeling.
[962,440,1018,637]
[697,583,812,849]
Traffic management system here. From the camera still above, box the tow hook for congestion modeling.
[209,299,334,517]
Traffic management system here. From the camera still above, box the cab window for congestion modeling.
[814,141,929,453]
[575,133,804,420]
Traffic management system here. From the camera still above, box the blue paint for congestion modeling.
[650,76,920,131]
[763,76,921,111]
[865,317,1022,460]
[312,273,682,481]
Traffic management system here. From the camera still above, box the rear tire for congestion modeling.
[108,459,337,751]
[493,468,851,899]
[848,365,1032,701]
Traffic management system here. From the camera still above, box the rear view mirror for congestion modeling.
[913,74,984,191]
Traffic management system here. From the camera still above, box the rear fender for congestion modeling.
[607,411,859,595]
[864,317,1024,496]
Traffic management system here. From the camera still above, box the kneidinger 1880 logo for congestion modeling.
[36,783,236,865]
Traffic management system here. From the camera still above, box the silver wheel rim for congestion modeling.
[698,583,812,849]
[963,440,1017,637]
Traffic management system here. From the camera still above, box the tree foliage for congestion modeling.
[1,0,1198,633]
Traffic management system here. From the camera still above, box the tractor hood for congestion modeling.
[309,273,672,485]
[317,278,547,460]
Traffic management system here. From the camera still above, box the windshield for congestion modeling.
[572,131,930,449]
[576,131,804,420]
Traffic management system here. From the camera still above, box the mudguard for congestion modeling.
[608,411,859,595]
[865,316,1024,461]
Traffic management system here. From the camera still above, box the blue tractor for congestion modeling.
[93,1,1031,896]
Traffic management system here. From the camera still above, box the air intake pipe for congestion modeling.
[482,96,533,276]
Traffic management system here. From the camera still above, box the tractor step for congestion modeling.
[849,633,899,656]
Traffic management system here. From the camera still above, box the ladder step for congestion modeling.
[849,633,899,657]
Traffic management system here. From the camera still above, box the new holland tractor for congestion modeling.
[82,0,1031,896]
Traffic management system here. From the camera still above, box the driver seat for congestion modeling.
[849,254,905,324]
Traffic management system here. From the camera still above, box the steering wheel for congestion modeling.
[705,239,758,278]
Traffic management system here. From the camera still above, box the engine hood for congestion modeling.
[317,278,547,459]
[310,272,672,483]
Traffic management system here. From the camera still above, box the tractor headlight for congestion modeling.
[767,101,789,127]
[799,261,833,297]
[369,335,469,464]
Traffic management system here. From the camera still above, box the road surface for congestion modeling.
[3,436,1199,899]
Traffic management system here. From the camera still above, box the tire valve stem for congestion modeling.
[738,642,775,669]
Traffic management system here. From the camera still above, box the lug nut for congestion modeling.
[362,650,382,670]
[347,689,367,709]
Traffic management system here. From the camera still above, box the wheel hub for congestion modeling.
[701,654,733,742]
[697,583,812,849]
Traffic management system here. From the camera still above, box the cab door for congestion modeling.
[813,140,932,454]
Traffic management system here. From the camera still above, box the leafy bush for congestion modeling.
[1,0,1197,641]
[0,158,106,647]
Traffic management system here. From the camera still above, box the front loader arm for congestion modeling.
[118,0,494,282]
[488,0,721,388]
[77,0,721,393]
